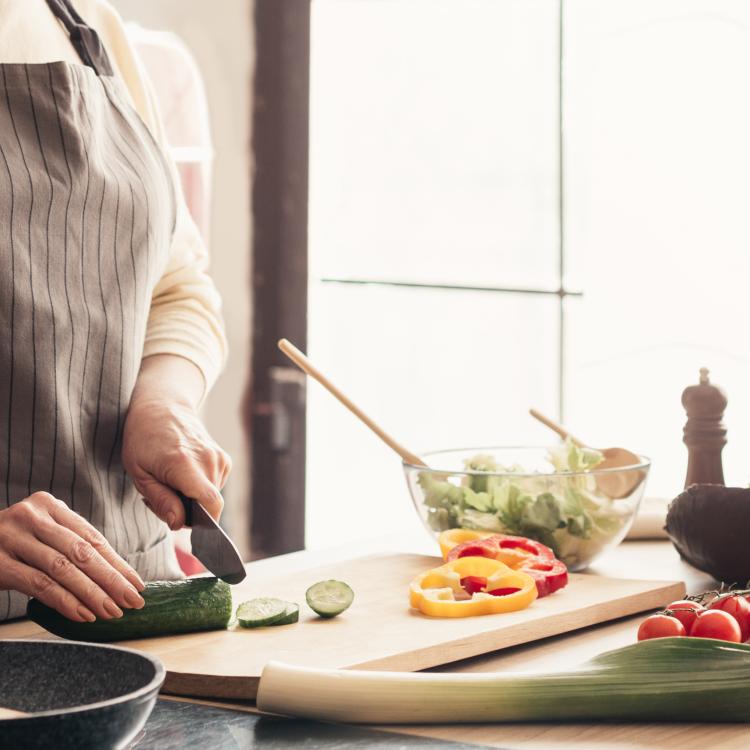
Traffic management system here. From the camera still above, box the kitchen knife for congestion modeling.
[178,493,246,585]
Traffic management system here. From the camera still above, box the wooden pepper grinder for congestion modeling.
[682,367,727,487]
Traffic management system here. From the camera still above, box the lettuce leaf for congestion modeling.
[462,488,493,512]
[548,440,604,473]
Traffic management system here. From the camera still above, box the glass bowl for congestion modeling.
[403,446,651,571]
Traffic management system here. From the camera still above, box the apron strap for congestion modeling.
[44,0,115,77]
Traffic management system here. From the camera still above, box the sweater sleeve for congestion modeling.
[75,0,229,397]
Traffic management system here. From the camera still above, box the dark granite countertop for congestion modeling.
[129,699,485,749]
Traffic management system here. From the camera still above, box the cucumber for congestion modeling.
[275,602,300,625]
[305,580,354,618]
[236,598,289,628]
[26,577,232,642]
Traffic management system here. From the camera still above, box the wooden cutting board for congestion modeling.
[0,553,684,700]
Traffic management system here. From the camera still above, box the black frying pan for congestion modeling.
[0,639,164,749]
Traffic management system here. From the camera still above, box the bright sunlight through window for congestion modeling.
[307,0,750,549]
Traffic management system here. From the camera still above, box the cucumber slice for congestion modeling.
[236,598,289,628]
[274,602,300,626]
[305,580,354,618]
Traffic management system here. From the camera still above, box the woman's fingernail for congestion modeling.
[124,586,145,609]
[78,606,96,623]
[103,598,124,618]
[166,511,176,528]
[132,572,146,591]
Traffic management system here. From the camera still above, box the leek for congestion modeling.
[257,638,750,723]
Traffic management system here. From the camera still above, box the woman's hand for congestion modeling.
[0,493,145,622]
[122,355,231,530]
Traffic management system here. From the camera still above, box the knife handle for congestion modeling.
[177,492,194,527]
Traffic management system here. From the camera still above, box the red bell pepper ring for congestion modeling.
[494,535,556,558]
[521,558,568,597]
[447,534,568,598]
[460,576,488,595]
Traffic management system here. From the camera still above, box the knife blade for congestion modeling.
[178,493,246,585]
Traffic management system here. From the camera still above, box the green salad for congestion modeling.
[418,440,633,570]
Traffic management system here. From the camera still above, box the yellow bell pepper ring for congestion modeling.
[409,557,537,618]
[438,528,494,560]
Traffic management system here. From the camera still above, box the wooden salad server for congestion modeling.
[278,339,427,467]
[529,409,644,499]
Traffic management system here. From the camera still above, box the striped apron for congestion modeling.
[0,0,182,621]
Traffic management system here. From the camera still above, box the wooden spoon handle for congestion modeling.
[529,408,584,448]
[278,339,427,467]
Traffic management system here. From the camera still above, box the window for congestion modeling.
[307,0,750,549]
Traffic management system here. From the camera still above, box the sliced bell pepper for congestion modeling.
[437,528,494,559]
[518,557,568,598]
[460,575,487,595]
[447,534,568,598]
[487,587,522,596]
[409,557,537,618]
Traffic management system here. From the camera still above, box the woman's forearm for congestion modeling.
[131,353,206,410]
[122,353,229,527]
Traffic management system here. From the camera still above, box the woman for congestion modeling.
[0,0,231,623]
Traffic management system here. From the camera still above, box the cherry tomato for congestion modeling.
[665,600,705,632]
[690,609,742,642]
[460,576,487,595]
[637,614,686,641]
[487,587,522,597]
[708,595,750,641]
